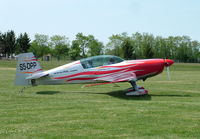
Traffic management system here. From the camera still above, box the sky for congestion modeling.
[0,0,200,43]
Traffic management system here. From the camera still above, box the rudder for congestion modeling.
[15,52,43,86]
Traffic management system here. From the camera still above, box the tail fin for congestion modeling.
[15,52,43,86]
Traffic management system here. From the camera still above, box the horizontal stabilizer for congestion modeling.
[26,72,49,80]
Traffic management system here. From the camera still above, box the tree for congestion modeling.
[74,33,89,58]
[50,35,70,60]
[28,41,42,58]
[1,30,16,58]
[34,34,49,46]
[131,32,143,59]
[70,33,104,59]
[106,33,137,59]
[16,33,31,54]
[88,40,104,56]
[28,34,50,59]
[0,32,5,56]
[69,40,81,60]
[175,36,190,62]
[141,33,155,58]
[190,41,200,62]
[121,38,135,59]
[154,36,163,58]
[106,34,124,57]
[165,36,177,59]
[87,35,104,56]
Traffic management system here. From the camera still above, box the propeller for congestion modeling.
[164,59,174,80]
[166,66,171,80]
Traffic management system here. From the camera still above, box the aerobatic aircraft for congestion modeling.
[15,53,174,96]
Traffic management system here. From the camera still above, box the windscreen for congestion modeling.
[80,55,124,69]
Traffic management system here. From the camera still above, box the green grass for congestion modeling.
[0,60,200,138]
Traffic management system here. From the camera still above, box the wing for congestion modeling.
[84,71,137,87]
[95,71,137,82]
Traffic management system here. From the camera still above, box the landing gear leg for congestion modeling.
[130,81,138,91]
[125,81,148,96]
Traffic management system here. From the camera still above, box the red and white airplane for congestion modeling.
[15,53,174,96]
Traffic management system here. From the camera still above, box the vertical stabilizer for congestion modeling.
[15,53,43,86]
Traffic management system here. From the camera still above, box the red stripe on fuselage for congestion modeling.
[66,77,97,82]
[53,68,129,80]
[98,63,137,68]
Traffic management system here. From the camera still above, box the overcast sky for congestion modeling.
[0,0,200,43]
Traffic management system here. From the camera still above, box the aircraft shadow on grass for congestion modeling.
[95,90,152,101]
[36,90,152,100]
[36,91,60,95]
[95,90,192,100]
[35,90,191,100]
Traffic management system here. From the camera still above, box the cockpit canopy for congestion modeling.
[80,55,124,69]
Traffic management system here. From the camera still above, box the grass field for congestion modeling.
[0,60,200,138]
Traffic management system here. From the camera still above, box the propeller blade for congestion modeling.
[166,66,171,80]
[164,58,174,80]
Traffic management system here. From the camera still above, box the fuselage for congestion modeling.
[36,58,173,85]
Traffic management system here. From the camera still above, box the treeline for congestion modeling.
[106,32,200,62]
[0,30,200,62]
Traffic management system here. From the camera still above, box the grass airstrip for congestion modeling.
[0,60,200,138]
